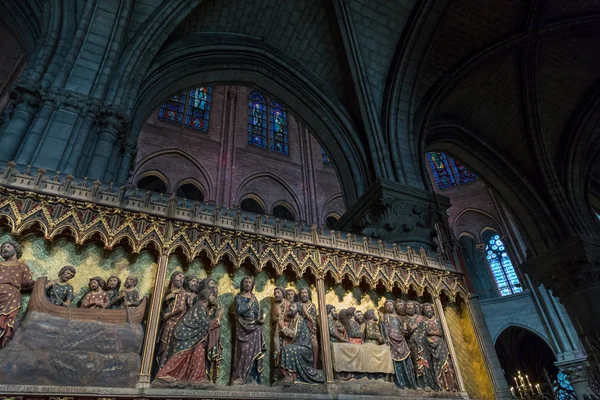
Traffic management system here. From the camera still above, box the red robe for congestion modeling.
[0,260,34,347]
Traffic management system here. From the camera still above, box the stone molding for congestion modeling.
[337,179,451,249]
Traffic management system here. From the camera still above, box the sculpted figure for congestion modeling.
[45,265,76,307]
[106,275,122,309]
[299,287,319,369]
[80,277,110,309]
[381,300,417,389]
[364,309,384,345]
[184,275,199,308]
[414,301,422,316]
[326,305,347,343]
[279,302,326,384]
[422,303,457,391]
[405,301,439,391]
[0,240,34,347]
[200,277,224,382]
[272,286,291,369]
[340,307,364,344]
[119,275,141,308]
[155,288,221,384]
[232,276,265,385]
[156,271,188,369]
[285,288,297,304]
[395,299,406,318]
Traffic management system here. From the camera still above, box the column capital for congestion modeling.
[337,179,450,250]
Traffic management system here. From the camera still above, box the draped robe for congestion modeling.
[46,282,74,307]
[156,289,188,368]
[231,294,265,384]
[301,301,319,368]
[424,315,457,391]
[0,260,34,347]
[280,315,326,384]
[406,314,440,391]
[381,313,417,389]
[155,302,219,383]
[271,299,290,367]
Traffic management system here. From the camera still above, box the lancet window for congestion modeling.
[485,234,522,296]
[426,152,477,189]
[157,86,212,132]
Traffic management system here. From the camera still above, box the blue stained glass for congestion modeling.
[185,87,211,131]
[322,148,333,167]
[427,152,456,189]
[270,100,288,155]
[248,91,267,148]
[158,92,186,124]
[485,234,522,296]
[450,156,477,184]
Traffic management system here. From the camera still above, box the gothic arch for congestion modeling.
[128,33,371,206]
[0,0,43,56]
[424,122,558,256]
[134,170,170,193]
[133,148,213,200]
[451,208,502,241]
[493,323,557,358]
[235,172,302,221]
[321,194,345,226]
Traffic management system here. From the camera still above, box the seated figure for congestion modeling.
[45,265,76,307]
[80,277,110,309]
[279,302,326,384]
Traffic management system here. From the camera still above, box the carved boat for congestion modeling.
[28,277,147,324]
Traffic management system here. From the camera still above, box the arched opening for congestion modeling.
[240,198,265,214]
[272,204,294,221]
[175,183,204,202]
[495,326,574,399]
[136,175,167,193]
[325,215,339,230]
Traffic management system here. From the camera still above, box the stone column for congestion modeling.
[315,275,334,383]
[15,93,58,165]
[87,111,124,180]
[521,235,599,399]
[60,104,101,175]
[432,296,466,392]
[1,87,40,161]
[137,251,170,388]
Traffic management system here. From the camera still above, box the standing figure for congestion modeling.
[106,275,122,309]
[326,305,347,343]
[155,289,221,384]
[340,308,364,344]
[381,300,417,389]
[271,286,291,369]
[405,301,440,391]
[184,275,199,308]
[119,275,141,307]
[285,288,297,304]
[279,302,326,384]
[299,287,319,369]
[363,309,384,345]
[0,240,34,347]
[414,302,423,316]
[45,265,76,307]
[200,277,224,383]
[232,276,265,385]
[80,277,110,309]
[422,303,458,391]
[156,271,188,369]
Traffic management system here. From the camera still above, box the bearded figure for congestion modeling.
[422,302,458,391]
[156,271,188,369]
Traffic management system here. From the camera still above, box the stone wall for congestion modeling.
[133,85,345,227]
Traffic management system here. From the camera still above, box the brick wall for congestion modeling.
[133,85,345,226]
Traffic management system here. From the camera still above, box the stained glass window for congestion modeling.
[427,152,456,188]
[426,151,477,189]
[248,92,267,148]
[485,234,522,296]
[270,100,288,154]
[158,92,186,124]
[451,156,477,184]
[185,87,211,131]
[322,148,333,167]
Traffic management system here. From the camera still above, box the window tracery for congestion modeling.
[157,87,212,132]
[485,234,522,296]
[426,151,477,189]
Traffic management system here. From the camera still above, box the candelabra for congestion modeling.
[509,371,553,400]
